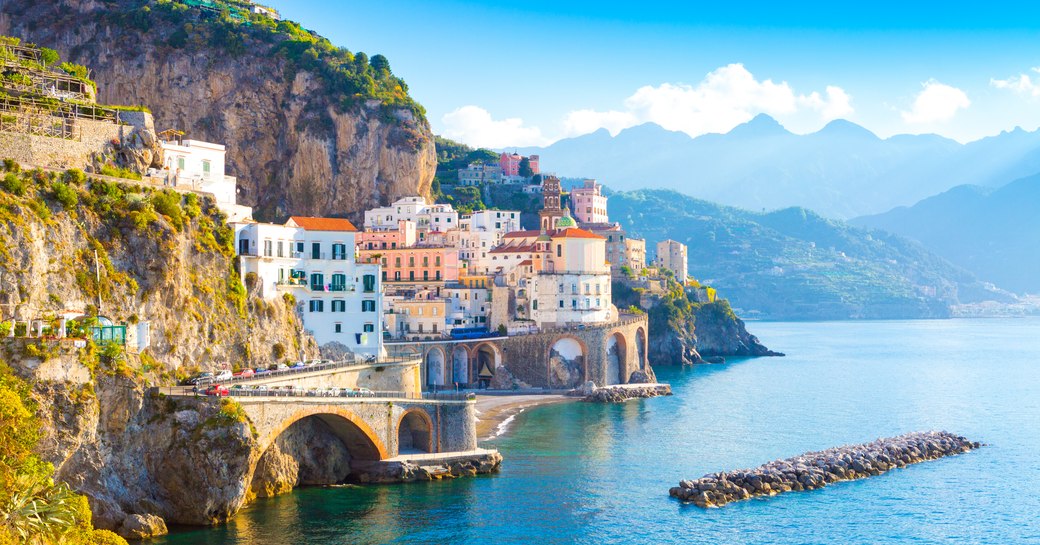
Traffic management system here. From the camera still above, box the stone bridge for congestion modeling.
[237,395,476,461]
[387,313,650,390]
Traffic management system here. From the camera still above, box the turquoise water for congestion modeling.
[157,319,1040,544]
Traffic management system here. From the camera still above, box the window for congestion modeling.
[432,307,438,316]
[331,273,347,291]
[263,239,272,257]
[409,256,415,267]
[332,300,346,312]
[332,243,347,260]
[557,245,562,257]
[362,300,376,312]
[436,271,441,280]
[435,255,441,266]
[423,256,429,266]
[363,323,375,333]
[558,283,564,293]
[296,241,304,255]
[310,273,324,291]
[395,271,401,281]
[572,299,577,309]
[277,241,284,258]
[395,257,402,267]
[363,274,376,292]
[533,300,538,310]
[202,159,211,176]
[382,271,387,282]
[423,270,429,281]
[309,300,324,312]
[433,324,439,333]
[334,323,342,333]
[559,300,564,308]
[176,157,185,170]
[409,271,415,281]
[311,242,321,259]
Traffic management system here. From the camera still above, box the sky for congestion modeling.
[264,1,1040,148]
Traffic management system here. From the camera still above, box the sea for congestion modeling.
[156,318,1040,545]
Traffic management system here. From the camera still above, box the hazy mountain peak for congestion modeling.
[726,113,790,137]
[815,119,879,140]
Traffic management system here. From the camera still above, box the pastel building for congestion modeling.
[364,196,458,235]
[357,220,418,249]
[570,179,609,225]
[655,239,688,284]
[233,216,383,356]
[590,224,647,277]
[159,138,252,222]
[498,152,539,177]
[457,163,501,186]
[358,246,460,284]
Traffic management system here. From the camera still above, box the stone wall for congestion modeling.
[239,360,420,395]
[0,113,153,171]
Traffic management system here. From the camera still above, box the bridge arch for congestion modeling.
[548,335,588,389]
[397,408,434,454]
[472,342,501,387]
[260,406,389,461]
[425,347,447,388]
[606,332,627,385]
[452,345,470,385]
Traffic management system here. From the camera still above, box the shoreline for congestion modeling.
[474,394,576,441]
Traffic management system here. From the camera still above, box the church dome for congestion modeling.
[555,212,577,229]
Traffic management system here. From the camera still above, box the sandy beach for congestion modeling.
[474,394,576,441]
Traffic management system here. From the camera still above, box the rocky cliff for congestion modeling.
[613,281,780,365]
[0,166,319,537]
[0,0,437,222]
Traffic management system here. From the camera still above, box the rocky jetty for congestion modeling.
[670,431,980,507]
[583,383,672,403]
[352,451,502,484]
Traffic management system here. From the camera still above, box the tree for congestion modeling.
[519,157,533,178]
[369,54,390,74]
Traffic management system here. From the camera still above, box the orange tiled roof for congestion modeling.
[289,216,358,232]
[503,229,545,238]
[554,228,605,239]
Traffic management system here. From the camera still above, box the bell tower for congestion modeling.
[539,175,564,230]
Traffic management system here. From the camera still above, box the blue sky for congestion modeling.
[264,1,1040,147]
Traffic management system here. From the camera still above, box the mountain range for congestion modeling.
[852,174,1040,295]
[514,116,1040,219]
[608,189,1017,320]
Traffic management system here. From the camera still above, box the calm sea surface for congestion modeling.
[157,319,1040,544]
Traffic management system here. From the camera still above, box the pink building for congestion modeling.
[359,246,460,283]
[529,154,540,175]
[570,179,609,225]
[357,220,417,250]
[500,152,522,176]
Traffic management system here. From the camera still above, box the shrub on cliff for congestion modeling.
[0,363,129,545]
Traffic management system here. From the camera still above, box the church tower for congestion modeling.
[539,175,564,230]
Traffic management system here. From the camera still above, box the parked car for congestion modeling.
[254,368,270,376]
[255,385,269,394]
[277,363,290,370]
[353,387,373,397]
[185,372,213,385]
[214,370,233,381]
[291,361,307,369]
[234,369,255,379]
[204,385,229,397]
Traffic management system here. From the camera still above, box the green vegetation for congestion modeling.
[102,0,423,121]
[610,189,982,320]
[0,363,129,545]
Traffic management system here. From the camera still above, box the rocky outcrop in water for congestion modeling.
[583,383,672,403]
[352,451,502,484]
[669,431,980,507]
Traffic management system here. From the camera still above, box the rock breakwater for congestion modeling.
[670,431,980,507]
[584,383,672,403]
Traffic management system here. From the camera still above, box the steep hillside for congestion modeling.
[0,164,318,537]
[853,174,1040,294]
[609,189,1015,320]
[514,116,1040,219]
[0,0,436,222]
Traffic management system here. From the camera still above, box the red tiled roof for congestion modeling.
[504,230,545,238]
[490,244,536,254]
[289,216,358,232]
[553,228,605,239]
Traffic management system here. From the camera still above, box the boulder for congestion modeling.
[118,513,168,540]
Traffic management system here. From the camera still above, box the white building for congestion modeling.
[364,196,459,234]
[457,163,501,186]
[655,239,688,284]
[461,209,521,234]
[159,138,252,222]
[233,216,383,357]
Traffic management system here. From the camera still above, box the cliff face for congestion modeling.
[0,0,436,222]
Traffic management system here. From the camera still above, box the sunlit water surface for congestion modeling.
[157,319,1040,544]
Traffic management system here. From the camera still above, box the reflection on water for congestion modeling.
[158,319,1040,545]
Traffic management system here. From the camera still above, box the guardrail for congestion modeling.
[207,387,474,402]
[191,355,419,386]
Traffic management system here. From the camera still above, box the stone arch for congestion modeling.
[548,335,587,389]
[452,345,470,385]
[636,327,647,369]
[473,342,501,387]
[259,406,388,460]
[606,332,627,385]
[397,408,434,454]
[425,346,446,388]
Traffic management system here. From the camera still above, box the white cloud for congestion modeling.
[901,80,971,124]
[441,65,854,146]
[440,105,550,148]
[561,64,854,138]
[991,68,1040,97]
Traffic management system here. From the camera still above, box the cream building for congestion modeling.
[655,239,688,284]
